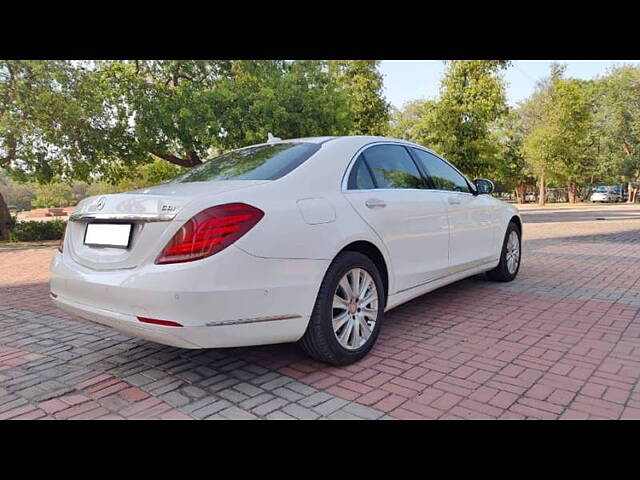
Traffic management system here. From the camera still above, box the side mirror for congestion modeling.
[474,178,494,195]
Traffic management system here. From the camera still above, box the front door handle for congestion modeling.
[365,199,387,209]
[447,196,461,205]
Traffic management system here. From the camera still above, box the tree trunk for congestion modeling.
[629,181,635,203]
[151,150,202,168]
[538,175,546,206]
[567,181,577,203]
[515,183,526,204]
[0,192,11,241]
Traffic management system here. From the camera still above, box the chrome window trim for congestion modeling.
[341,140,477,196]
[341,140,426,192]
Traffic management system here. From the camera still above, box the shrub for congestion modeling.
[8,220,67,242]
[31,183,74,208]
[85,182,121,197]
[0,179,36,211]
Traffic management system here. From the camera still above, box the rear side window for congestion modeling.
[347,155,376,190]
[359,145,425,190]
[411,148,471,193]
[170,142,320,183]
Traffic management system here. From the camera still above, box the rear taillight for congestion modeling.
[155,203,264,265]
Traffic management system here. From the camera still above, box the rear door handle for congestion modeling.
[447,196,461,205]
[365,199,387,209]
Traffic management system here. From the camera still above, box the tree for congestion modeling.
[521,65,595,205]
[388,99,437,143]
[491,109,536,203]
[428,60,510,178]
[1,60,386,238]
[0,171,35,210]
[388,61,510,179]
[591,65,640,202]
[1,61,73,237]
[522,65,595,205]
[2,60,372,178]
[328,61,390,135]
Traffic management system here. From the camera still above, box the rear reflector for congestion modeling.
[137,317,183,328]
[155,203,264,265]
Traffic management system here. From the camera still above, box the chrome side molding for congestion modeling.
[205,314,301,327]
[69,212,176,223]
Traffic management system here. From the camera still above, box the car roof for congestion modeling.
[281,135,419,147]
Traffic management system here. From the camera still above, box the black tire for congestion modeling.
[486,221,521,282]
[299,251,385,365]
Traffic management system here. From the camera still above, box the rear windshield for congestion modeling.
[170,142,320,183]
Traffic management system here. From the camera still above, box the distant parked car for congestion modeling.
[590,186,623,203]
[525,192,536,203]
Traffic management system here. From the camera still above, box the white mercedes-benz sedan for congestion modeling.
[50,136,522,365]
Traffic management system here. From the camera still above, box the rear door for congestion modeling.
[343,144,449,293]
[410,148,498,269]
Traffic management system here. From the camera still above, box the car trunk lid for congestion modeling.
[67,181,268,270]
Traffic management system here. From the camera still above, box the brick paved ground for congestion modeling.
[1,204,640,420]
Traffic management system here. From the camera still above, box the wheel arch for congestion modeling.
[338,240,390,307]
[509,215,523,235]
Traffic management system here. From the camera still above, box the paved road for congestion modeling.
[1,205,639,419]
[518,203,640,224]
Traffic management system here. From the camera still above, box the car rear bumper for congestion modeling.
[50,246,329,348]
[52,293,309,349]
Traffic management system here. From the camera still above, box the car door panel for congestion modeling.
[345,189,449,293]
[409,147,498,271]
[446,192,498,267]
[343,144,450,294]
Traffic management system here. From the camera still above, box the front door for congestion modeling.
[409,148,497,270]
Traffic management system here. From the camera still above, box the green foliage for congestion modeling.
[591,66,640,183]
[7,219,67,242]
[521,66,595,193]
[116,157,184,191]
[1,60,391,194]
[0,170,35,210]
[31,182,74,208]
[490,109,536,194]
[329,61,390,135]
[85,182,121,197]
[389,100,437,143]
[390,61,510,179]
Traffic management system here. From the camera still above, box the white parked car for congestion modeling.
[590,186,622,203]
[50,136,522,365]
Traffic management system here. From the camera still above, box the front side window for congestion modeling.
[359,145,425,190]
[170,142,320,183]
[411,148,471,193]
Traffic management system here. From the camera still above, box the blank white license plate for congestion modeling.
[84,223,132,248]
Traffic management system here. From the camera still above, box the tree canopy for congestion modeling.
[389,60,510,179]
[1,60,390,183]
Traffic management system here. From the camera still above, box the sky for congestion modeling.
[379,60,640,109]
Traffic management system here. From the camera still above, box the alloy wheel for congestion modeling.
[332,268,379,350]
[506,230,520,274]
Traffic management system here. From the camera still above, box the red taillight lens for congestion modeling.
[155,203,264,265]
